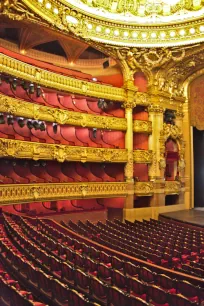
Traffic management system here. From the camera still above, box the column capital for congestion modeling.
[123,87,138,109]
[176,110,184,118]
[148,104,165,114]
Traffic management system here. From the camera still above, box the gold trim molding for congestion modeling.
[0,138,128,163]
[165,181,181,195]
[22,0,204,47]
[0,94,127,131]
[133,150,153,164]
[133,120,152,134]
[134,181,154,196]
[0,54,125,102]
[0,182,127,205]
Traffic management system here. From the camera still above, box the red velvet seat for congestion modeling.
[61,262,75,286]
[177,280,200,304]
[147,285,169,306]
[74,269,90,294]
[97,263,112,284]
[51,278,69,306]
[112,269,129,292]
[139,266,156,284]
[156,274,176,294]
[168,293,199,306]
[89,276,109,305]
[129,277,147,301]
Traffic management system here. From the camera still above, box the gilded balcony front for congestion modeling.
[134,182,154,196]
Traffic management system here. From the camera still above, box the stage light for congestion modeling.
[11,78,17,90]
[29,83,35,94]
[93,128,97,139]
[39,121,46,131]
[21,81,29,90]
[7,115,14,125]
[0,113,5,124]
[36,85,42,97]
[27,119,34,129]
[33,120,40,130]
[17,117,25,128]
[53,122,58,134]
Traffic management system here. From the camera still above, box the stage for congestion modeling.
[159,208,204,230]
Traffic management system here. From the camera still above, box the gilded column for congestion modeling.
[148,104,165,206]
[123,89,137,209]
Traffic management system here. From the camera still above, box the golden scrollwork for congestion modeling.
[0,138,128,163]
[0,182,128,205]
[0,53,125,102]
[133,150,153,164]
[148,104,165,113]
[125,150,134,183]
[133,120,152,134]
[134,181,154,196]
[0,94,127,131]
[135,92,150,106]
[160,123,182,141]
[165,181,181,195]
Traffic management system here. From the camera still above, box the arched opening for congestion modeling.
[165,138,179,181]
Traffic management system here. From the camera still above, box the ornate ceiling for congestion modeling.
[19,0,204,47]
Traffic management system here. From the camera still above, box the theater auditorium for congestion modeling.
[0,0,204,305]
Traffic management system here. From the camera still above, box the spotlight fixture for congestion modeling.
[27,119,34,129]
[92,128,97,139]
[11,78,17,90]
[36,85,42,97]
[53,122,58,134]
[7,115,14,125]
[0,113,5,124]
[97,98,108,110]
[17,117,25,128]
[39,121,46,131]
[33,120,40,130]
[21,81,29,90]
[29,83,35,94]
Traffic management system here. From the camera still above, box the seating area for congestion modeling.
[1,213,204,305]
[67,218,204,277]
[0,159,124,184]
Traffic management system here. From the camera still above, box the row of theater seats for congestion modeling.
[3,213,204,306]
[0,80,124,117]
[68,219,204,278]
[0,113,125,148]
[0,159,124,184]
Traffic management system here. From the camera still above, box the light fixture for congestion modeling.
[33,120,40,130]
[114,30,119,36]
[29,83,35,94]
[53,8,58,14]
[27,119,33,130]
[11,78,17,90]
[53,122,58,134]
[92,128,97,139]
[36,85,42,97]
[39,121,46,131]
[96,26,102,32]
[132,32,138,38]
[87,23,93,30]
[45,2,51,9]
[0,113,5,124]
[189,28,195,34]
[105,28,110,34]
[92,77,97,82]
[17,117,25,128]
[7,115,14,125]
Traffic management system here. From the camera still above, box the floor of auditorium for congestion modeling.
[159,208,204,229]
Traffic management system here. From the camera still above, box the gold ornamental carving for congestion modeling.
[133,150,153,164]
[133,120,152,134]
[0,182,128,205]
[148,104,165,114]
[0,138,128,163]
[0,54,125,102]
[165,181,181,195]
[134,182,154,196]
[125,150,134,183]
[0,94,127,131]
[135,92,150,106]
[160,123,182,141]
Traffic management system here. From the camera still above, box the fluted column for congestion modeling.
[148,104,165,206]
[124,106,134,208]
[148,105,165,181]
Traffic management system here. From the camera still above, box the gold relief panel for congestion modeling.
[0,54,125,102]
[133,150,153,164]
[0,94,127,131]
[0,182,128,205]
[0,138,128,163]
[133,120,152,134]
[165,181,181,195]
[134,182,154,196]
